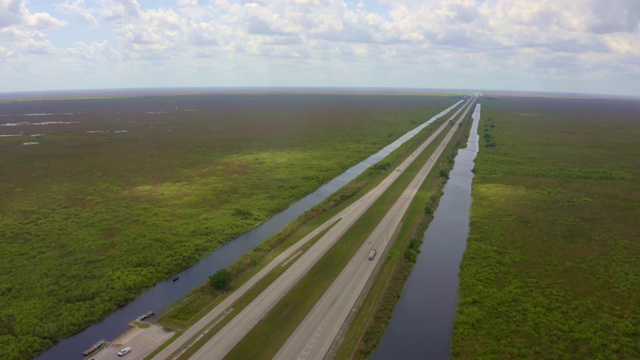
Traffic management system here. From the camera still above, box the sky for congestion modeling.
[0,0,639,96]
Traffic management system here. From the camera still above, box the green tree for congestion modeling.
[209,269,231,290]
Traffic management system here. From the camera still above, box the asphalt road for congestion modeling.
[275,95,477,360]
[152,96,475,360]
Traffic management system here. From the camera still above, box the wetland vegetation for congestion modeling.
[0,92,455,359]
[451,96,640,359]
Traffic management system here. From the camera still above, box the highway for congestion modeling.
[276,95,477,360]
[152,95,476,360]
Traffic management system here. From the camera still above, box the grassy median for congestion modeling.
[222,108,469,360]
[149,101,462,359]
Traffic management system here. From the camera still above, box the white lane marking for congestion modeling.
[282,251,303,267]
[297,293,347,360]
[172,308,233,360]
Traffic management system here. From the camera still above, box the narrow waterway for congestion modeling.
[36,101,463,360]
[371,103,481,360]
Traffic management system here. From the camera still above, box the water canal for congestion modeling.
[36,101,463,359]
[371,103,481,360]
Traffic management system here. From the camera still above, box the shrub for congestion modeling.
[209,269,231,290]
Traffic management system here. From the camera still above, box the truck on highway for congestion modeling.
[368,249,377,260]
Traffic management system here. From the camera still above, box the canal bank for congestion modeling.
[371,103,480,359]
[36,101,463,360]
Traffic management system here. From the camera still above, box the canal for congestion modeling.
[36,101,463,360]
[371,103,481,359]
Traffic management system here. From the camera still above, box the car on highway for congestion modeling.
[117,347,131,357]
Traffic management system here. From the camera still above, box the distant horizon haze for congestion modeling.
[0,87,637,102]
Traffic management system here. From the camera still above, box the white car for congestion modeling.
[117,347,131,357]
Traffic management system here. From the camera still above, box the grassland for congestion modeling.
[451,97,640,359]
[0,93,456,359]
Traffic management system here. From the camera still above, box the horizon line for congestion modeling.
[0,86,638,101]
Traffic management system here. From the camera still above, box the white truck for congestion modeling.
[117,347,131,357]
[368,249,377,260]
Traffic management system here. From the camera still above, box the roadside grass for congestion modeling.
[451,97,640,359]
[157,214,340,332]
[222,111,462,360]
[163,223,337,360]
[152,111,454,359]
[144,332,182,360]
[154,105,459,330]
[334,114,473,359]
[0,94,457,360]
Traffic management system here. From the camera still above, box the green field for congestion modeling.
[451,96,640,359]
[0,93,456,359]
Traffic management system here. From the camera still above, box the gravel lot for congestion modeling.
[87,324,173,360]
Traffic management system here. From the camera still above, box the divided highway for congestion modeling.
[153,95,477,360]
[276,95,478,360]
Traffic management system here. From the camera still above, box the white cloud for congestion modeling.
[0,0,66,29]
[101,0,141,21]
[66,40,120,63]
[0,0,65,63]
[57,0,99,29]
[26,10,66,29]
[0,0,27,27]
[585,0,640,34]
[0,45,15,58]
[21,38,55,54]
[0,0,638,95]
[116,8,185,58]
[603,32,640,55]
[0,43,26,74]
[0,26,49,47]
[0,26,28,40]
[188,21,220,46]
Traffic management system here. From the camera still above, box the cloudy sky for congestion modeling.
[1,0,639,96]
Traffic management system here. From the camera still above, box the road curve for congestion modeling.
[275,95,478,360]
